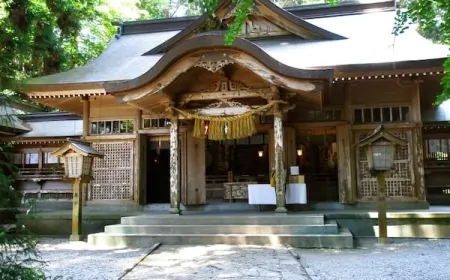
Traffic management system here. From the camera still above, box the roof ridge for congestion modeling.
[144,0,348,55]
[119,0,395,35]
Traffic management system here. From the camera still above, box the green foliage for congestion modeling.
[0,142,48,280]
[224,0,254,45]
[0,142,64,280]
[0,142,19,208]
[394,0,450,105]
[0,228,47,280]
[137,0,176,19]
[0,0,117,91]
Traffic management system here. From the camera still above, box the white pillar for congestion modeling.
[169,115,180,214]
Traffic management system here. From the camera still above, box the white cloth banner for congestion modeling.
[248,183,307,205]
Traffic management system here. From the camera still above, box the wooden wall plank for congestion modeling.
[336,124,356,203]
[185,131,206,205]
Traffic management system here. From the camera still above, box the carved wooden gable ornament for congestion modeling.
[145,0,345,55]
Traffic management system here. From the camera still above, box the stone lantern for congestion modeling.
[357,125,407,243]
[52,138,104,241]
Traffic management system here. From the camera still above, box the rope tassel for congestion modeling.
[172,100,283,140]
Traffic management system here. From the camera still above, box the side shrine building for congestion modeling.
[11,0,450,212]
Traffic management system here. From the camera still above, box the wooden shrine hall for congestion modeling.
[20,0,450,212]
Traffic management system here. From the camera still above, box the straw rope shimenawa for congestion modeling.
[169,100,285,140]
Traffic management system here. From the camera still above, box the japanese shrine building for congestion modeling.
[16,0,450,211]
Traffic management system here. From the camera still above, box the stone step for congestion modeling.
[104,222,339,235]
[87,228,353,249]
[120,214,325,225]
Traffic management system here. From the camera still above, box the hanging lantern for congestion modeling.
[205,120,210,136]
[297,145,303,156]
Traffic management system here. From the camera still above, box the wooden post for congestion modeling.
[274,104,287,213]
[413,128,426,201]
[134,109,143,204]
[70,178,83,241]
[81,97,90,206]
[410,81,426,201]
[82,97,90,138]
[377,171,388,244]
[169,113,181,214]
[342,83,358,203]
[336,125,356,204]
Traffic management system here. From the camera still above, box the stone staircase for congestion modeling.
[87,213,354,248]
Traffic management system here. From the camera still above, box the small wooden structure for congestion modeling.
[52,139,103,240]
[357,125,408,243]
[357,126,408,174]
[16,0,449,211]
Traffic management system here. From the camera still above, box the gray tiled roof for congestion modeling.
[16,120,83,138]
[0,104,32,133]
[27,10,449,87]
[69,139,103,157]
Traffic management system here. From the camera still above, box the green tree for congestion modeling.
[393,0,450,104]
[0,142,54,280]
[0,0,116,91]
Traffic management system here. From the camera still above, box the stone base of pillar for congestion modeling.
[275,206,288,213]
[69,234,83,242]
[169,208,181,215]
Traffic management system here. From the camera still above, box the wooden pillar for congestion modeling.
[377,172,388,244]
[81,97,90,206]
[413,128,426,201]
[410,81,426,201]
[169,113,181,214]
[336,124,356,203]
[274,103,287,213]
[342,83,358,202]
[82,97,90,138]
[69,178,83,241]
[134,109,143,204]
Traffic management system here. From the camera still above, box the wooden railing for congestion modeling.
[16,168,65,180]
[205,175,229,199]
[205,174,263,199]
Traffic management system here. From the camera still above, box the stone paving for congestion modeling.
[122,245,310,280]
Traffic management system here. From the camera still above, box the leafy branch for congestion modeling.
[393,0,450,105]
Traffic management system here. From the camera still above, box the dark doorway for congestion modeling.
[146,148,170,203]
[205,134,270,200]
[298,132,338,202]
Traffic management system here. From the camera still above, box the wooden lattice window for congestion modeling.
[354,106,410,124]
[355,130,413,199]
[289,108,343,122]
[424,139,450,161]
[142,118,170,129]
[90,142,133,200]
[90,120,134,134]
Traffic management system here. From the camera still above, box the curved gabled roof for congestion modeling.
[105,32,333,95]
[145,0,346,55]
[24,8,448,95]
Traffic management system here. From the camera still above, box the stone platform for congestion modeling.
[15,203,450,242]
[87,213,354,249]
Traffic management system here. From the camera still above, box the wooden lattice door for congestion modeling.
[90,142,134,200]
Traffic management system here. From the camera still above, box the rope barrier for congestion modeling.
[168,100,284,140]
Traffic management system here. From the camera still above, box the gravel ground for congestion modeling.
[297,239,450,280]
[37,238,148,280]
[36,239,450,280]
